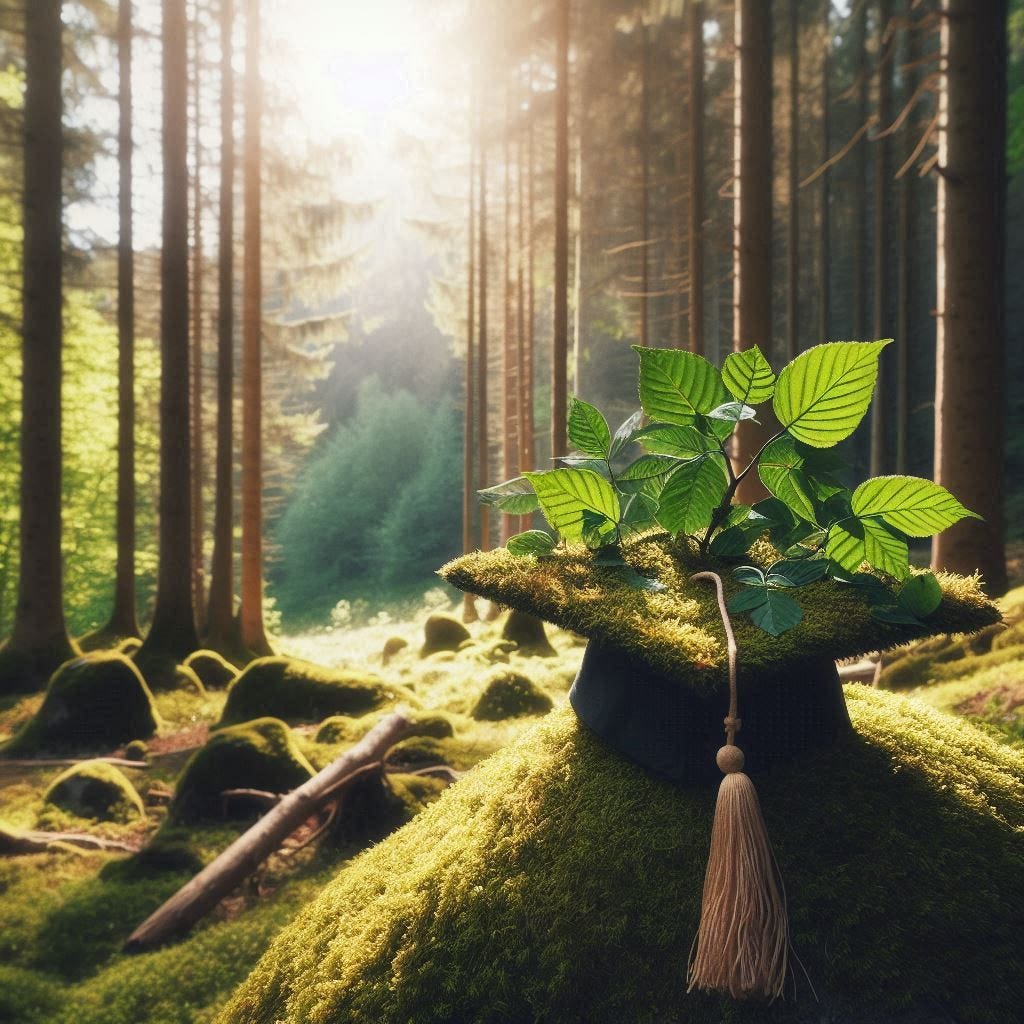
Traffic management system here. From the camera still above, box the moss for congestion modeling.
[883,643,1024,690]
[41,761,145,824]
[184,649,239,690]
[328,769,447,849]
[2,653,160,757]
[218,688,1024,1024]
[115,637,141,656]
[420,613,471,656]
[123,739,148,763]
[132,647,205,694]
[501,610,556,657]
[220,657,403,727]
[385,735,451,769]
[317,710,454,747]
[171,718,314,823]
[471,669,554,721]
[381,636,409,665]
[76,628,140,655]
[440,533,999,691]
[0,636,80,697]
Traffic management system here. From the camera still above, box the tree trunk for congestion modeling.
[476,80,490,554]
[732,0,774,503]
[105,0,141,642]
[517,67,532,533]
[551,0,569,461]
[852,3,867,343]
[818,0,830,345]
[0,0,77,693]
[523,72,536,481]
[239,0,271,656]
[786,0,799,362]
[870,0,893,477]
[639,20,651,350]
[931,0,1007,595]
[136,0,200,674]
[462,77,478,625]
[687,0,705,355]
[501,75,517,545]
[206,0,239,656]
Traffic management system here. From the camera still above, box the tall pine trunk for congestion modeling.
[785,0,799,362]
[931,0,1007,594]
[818,0,830,344]
[523,72,536,482]
[476,85,490,553]
[852,4,867,343]
[639,20,651,349]
[551,0,569,460]
[239,0,272,655]
[462,77,478,624]
[500,76,518,545]
[687,0,705,355]
[0,0,77,693]
[206,0,239,655]
[732,0,774,503]
[136,0,200,680]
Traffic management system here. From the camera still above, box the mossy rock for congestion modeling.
[184,649,239,690]
[441,534,999,690]
[385,736,451,769]
[328,769,447,849]
[381,637,409,665]
[171,717,314,823]
[471,669,553,721]
[420,614,471,657]
[501,610,556,657]
[219,657,400,727]
[318,711,454,747]
[42,761,144,823]
[315,715,364,745]
[882,643,1024,691]
[2,652,160,756]
[131,646,205,694]
[124,739,149,763]
[217,689,1024,1024]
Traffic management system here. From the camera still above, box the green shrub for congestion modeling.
[219,657,401,727]
[471,669,554,721]
[42,761,144,824]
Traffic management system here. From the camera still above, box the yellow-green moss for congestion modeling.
[132,648,205,694]
[2,653,160,757]
[328,770,447,849]
[471,668,554,721]
[420,614,471,656]
[42,761,144,824]
[183,650,239,690]
[219,688,1024,1024]
[219,657,404,727]
[441,534,998,689]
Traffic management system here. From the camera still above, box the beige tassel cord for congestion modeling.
[686,571,789,1002]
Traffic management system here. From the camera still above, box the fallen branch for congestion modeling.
[837,659,881,684]
[0,757,150,769]
[0,825,139,855]
[123,710,412,953]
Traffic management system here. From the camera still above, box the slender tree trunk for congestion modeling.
[239,0,271,655]
[786,0,799,362]
[0,0,76,692]
[476,88,490,553]
[732,0,774,503]
[106,0,141,641]
[136,0,200,675]
[931,0,1007,594]
[501,76,517,545]
[818,0,830,345]
[462,81,478,624]
[688,0,705,355]
[517,68,531,533]
[870,0,893,477]
[639,20,651,349]
[852,4,867,343]
[523,76,535,480]
[571,125,583,389]
[551,0,569,460]
[190,0,205,630]
[206,0,239,655]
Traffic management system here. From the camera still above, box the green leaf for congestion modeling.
[827,517,910,580]
[655,456,728,535]
[620,491,659,535]
[636,423,713,458]
[525,468,620,542]
[567,398,612,459]
[733,565,766,586]
[634,346,727,425]
[617,566,668,592]
[871,605,925,627]
[581,509,618,549]
[850,476,981,537]
[710,526,751,557]
[722,344,776,405]
[610,410,644,458]
[725,504,754,527]
[728,588,769,613]
[773,340,891,447]
[766,558,829,587]
[506,530,556,557]
[559,457,611,477]
[707,401,756,423]
[478,477,541,515]
[757,434,819,523]
[618,454,681,483]
[751,590,804,635]
[898,572,942,617]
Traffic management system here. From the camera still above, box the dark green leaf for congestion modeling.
[766,558,829,587]
[757,434,819,523]
[733,565,766,586]
[506,530,556,557]
[710,526,751,557]
[618,454,681,482]
[722,345,776,404]
[728,588,769,613]
[620,491,659,535]
[750,590,804,635]
[870,605,925,627]
[479,477,541,515]
[567,397,612,459]
[634,346,728,424]
[581,509,618,548]
[617,566,668,592]
[655,455,728,535]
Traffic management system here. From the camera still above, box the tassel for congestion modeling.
[687,572,790,1002]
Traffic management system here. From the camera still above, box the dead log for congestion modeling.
[123,710,412,953]
[0,825,138,854]
[0,757,150,769]
[837,658,880,684]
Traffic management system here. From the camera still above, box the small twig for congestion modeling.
[0,757,150,769]
[800,116,877,188]
[894,111,939,179]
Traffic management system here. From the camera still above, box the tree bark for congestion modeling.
[687,0,705,355]
[523,67,536,482]
[786,0,799,362]
[124,711,412,952]
[639,20,651,350]
[239,0,272,655]
[551,0,570,460]
[205,0,240,656]
[931,0,1007,595]
[476,79,490,553]
[135,0,200,671]
[852,3,867,343]
[818,0,830,346]
[732,0,774,503]
[462,74,478,624]
[501,73,518,545]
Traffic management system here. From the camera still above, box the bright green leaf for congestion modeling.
[506,530,556,557]
[655,455,728,535]
[618,454,680,483]
[851,475,981,537]
[707,401,756,423]
[722,345,776,404]
[525,468,620,542]
[633,346,727,425]
[898,572,943,617]
[636,423,713,458]
[479,477,541,515]
[567,397,612,459]
[757,434,819,523]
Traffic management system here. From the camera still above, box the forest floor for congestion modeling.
[0,589,1022,1024]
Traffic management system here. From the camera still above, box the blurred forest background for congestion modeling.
[0,0,1020,653]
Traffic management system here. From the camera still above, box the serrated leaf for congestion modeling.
[827,517,910,580]
[655,455,728,535]
[751,590,804,635]
[618,454,681,482]
[766,558,829,587]
[708,401,757,423]
[850,476,981,537]
[898,572,942,617]
[559,457,612,477]
[634,346,728,425]
[581,508,618,548]
[506,530,556,557]
[725,504,754,528]
[610,409,645,458]
[722,345,777,405]
[733,565,766,585]
[728,588,769,613]
[620,491,659,535]
[567,398,612,459]
[871,605,925,627]
[757,434,819,523]
[636,423,714,458]
[479,477,542,515]
[525,468,620,542]
[710,526,751,557]
[773,340,891,448]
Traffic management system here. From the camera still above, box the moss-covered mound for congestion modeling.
[132,647,205,694]
[219,688,1024,1024]
[171,717,314,823]
[501,609,556,656]
[381,636,409,665]
[420,614,471,656]
[184,649,239,690]
[441,533,999,689]
[471,669,554,721]
[328,769,447,849]
[2,652,160,756]
[42,761,145,823]
[219,657,400,727]
[318,711,454,747]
